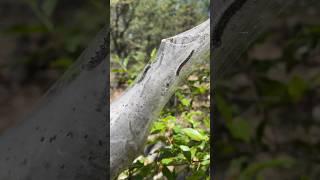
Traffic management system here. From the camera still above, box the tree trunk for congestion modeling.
[110,20,210,178]
[0,27,108,180]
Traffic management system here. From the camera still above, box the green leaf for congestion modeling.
[150,122,166,133]
[179,145,190,151]
[201,159,210,166]
[227,118,253,143]
[172,125,182,134]
[161,158,175,165]
[182,111,202,127]
[215,94,233,122]
[182,150,192,162]
[159,147,177,159]
[190,147,197,158]
[181,98,191,107]
[42,0,58,17]
[227,157,248,177]
[150,48,157,62]
[203,116,210,129]
[122,57,129,70]
[203,154,210,161]
[161,115,176,123]
[173,134,190,145]
[256,77,288,103]
[176,92,191,107]
[182,128,208,141]
[162,166,176,180]
[117,170,129,179]
[193,83,208,94]
[239,157,295,180]
[198,141,206,150]
[288,75,308,102]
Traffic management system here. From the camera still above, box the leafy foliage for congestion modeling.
[118,110,210,179]
[215,13,320,179]
[1,0,105,83]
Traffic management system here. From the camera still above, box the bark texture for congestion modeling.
[110,20,210,178]
[0,27,108,180]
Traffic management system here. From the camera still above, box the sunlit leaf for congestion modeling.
[179,145,190,152]
[161,158,175,165]
[182,128,208,141]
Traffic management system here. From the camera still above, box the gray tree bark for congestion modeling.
[110,20,210,178]
[0,27,108,180]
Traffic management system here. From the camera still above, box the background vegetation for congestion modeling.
[0,0,105,132]
[214,7,320,179]
[110,0,210,179]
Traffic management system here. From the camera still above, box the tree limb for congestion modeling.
[110,19,209,178]
[0,26,108,180]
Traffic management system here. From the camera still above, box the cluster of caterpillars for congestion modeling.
[137,49,195,84]
[85,34,108,70]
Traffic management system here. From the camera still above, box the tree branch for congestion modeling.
[110,19,209,178]
[0,26,108,180]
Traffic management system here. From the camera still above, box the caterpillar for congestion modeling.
[176,50,194,76]
[85,33,108,70]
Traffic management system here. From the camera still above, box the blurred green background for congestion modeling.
[0,0,105,132]
[214,5,320,180]
[110,0,210,179]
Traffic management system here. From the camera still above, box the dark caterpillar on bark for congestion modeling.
[176,50,194,76]
[84,33,108,70]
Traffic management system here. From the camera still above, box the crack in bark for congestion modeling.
[137,64,151,83]
[212,0,248,49]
